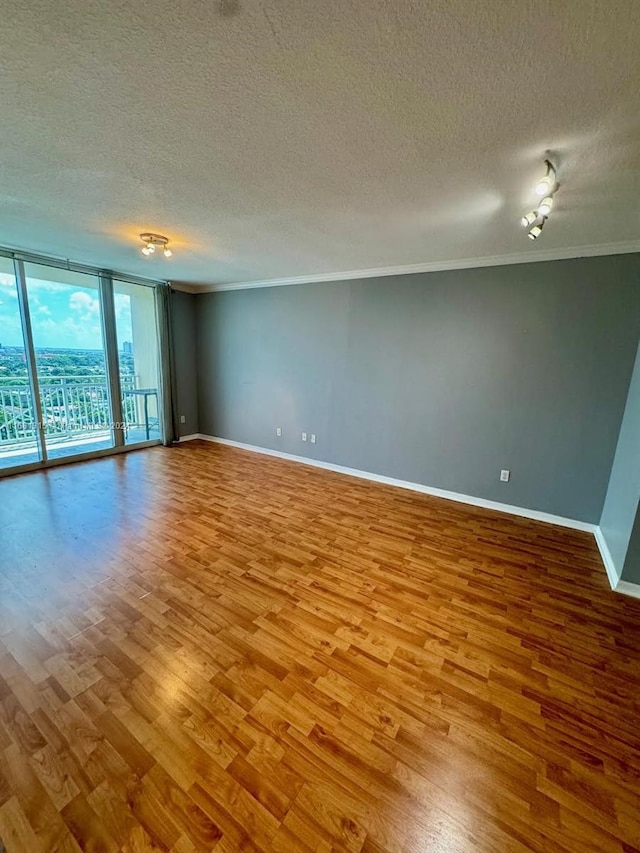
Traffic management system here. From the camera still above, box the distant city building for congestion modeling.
[122,341,133,355]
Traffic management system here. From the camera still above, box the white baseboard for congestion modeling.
[185,433,640,599]
[613,580,640,599]
[594,527,621,589]
[177,434,200,443]
[192,433,595,532]
[593,527,640,599]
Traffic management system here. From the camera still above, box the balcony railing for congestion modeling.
[0,375,138,450]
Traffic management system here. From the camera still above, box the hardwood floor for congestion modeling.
[1,441,639,852]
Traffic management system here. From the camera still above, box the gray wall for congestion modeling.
[171,289,199,438]
[195,254,640,524]
[600,339,640,582]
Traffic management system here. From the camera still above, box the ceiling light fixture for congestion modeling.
[520,211,537,228]
[139,233,173,258]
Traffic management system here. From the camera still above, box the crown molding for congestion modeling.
[174,240,640,293]
[170,280,203,294]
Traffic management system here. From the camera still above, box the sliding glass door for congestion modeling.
[24,263,114,460]
[0,258,42,469]
[0,252,165,475]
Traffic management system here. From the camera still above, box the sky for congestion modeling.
[0,271,133,350]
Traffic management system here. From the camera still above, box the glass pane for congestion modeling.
[24,263,115,460]
[113,280,162,444]
[0,257,41,469]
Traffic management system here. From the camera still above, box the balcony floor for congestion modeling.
[0,427,160,470]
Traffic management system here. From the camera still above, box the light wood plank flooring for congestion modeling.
[1,441,640,852]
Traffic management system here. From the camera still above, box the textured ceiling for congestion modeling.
[1,0,640,288]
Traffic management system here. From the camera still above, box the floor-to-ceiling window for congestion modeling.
[113,279,162,445]
[0,258,41,469]
[0,250,165,475]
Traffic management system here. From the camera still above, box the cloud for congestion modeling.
[69,291,100,315]
[114,293,130,320]
[0,313,24,346]
[59,316,104,347]
[35,318,57,331]
[0,273,18,297]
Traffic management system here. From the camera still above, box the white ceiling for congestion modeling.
[1,0,640,289]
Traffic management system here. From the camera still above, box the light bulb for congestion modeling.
[163,247,172,258]
[528,223,544,240]
[141,246,152,256]
[147,243,156,253]
[520,211,537,228]
[537,196,554,216]
[535,176,552,196]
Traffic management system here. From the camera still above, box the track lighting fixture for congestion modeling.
[519,158,559,241]
[139,233,173,258]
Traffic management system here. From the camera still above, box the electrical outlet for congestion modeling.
[310,434,316,444]
[301,432,307,442]
[276,427,282,437]
[180,415,186,424]
[500,469,510,482]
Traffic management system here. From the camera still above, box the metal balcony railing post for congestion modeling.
[61,377,71,438]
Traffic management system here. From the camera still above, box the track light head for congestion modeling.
[535,159,556,196]
[537,196,554,217]
[535,177,552,197]
[163,247,172,258]
[520,211,537,228]
[527,217,546,240]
